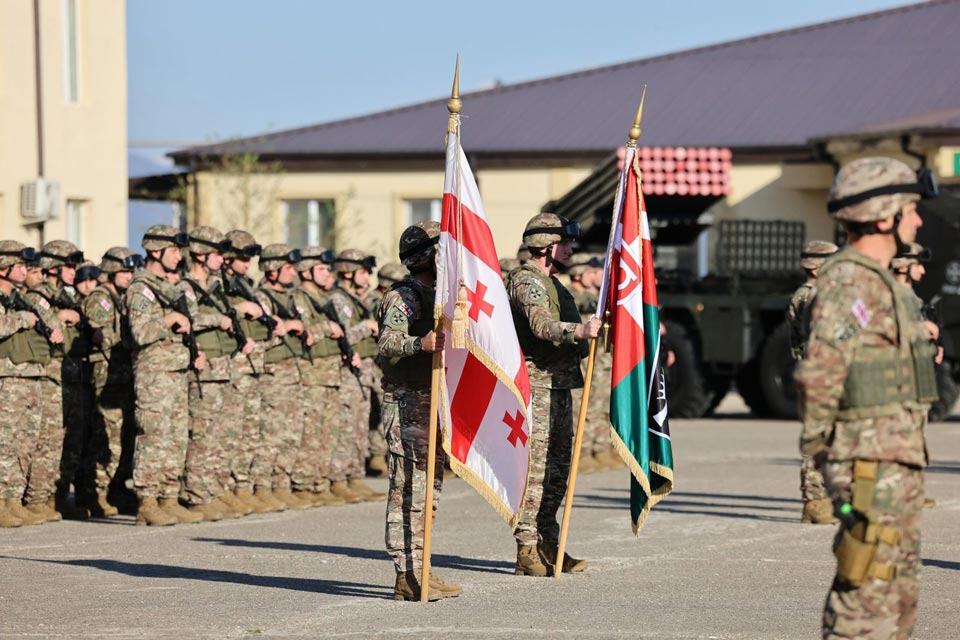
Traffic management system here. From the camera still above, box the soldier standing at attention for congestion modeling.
[377,221,460,601]
[0,242,64,527]
[787,239,840,525]
[28,241,91,521]
[796,157,938,639]
[179,227,251,520]
[291,247,349,506]
[254,244,313,511]
[220,231,277,514]
[364,261,407,478]
[329,249,384,502]
[81,247,141,515]
[128,225,205,526]
[507,213,600,577]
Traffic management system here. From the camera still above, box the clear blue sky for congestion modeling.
[127,0,911,145]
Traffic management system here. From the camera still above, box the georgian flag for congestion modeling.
[597,145,674,535]
[436,123,531,525]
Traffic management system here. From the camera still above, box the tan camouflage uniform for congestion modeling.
[377,275,443,573]
[508,262,586,546]
[127,269,192,499]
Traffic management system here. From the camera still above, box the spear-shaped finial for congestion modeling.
[448,55,462,115]
[626,84,647,147]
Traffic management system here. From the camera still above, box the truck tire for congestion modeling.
[662,321,713,418]
[736,357,771,418]
[928,363,959,422]
[758,323,800,420]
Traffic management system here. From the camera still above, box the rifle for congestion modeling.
[1,290,66,358]
[187,278,249,358]
[260,288,312,366]
[324,298,363,384]
[922,295,944,349]
[224,273,278,336]
[55,290,106,361]
[169,292,204,397]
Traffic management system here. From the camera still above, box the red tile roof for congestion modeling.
[171,1,960,164]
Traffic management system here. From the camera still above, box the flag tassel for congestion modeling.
[555,336,599,577]
[450,284,469,349]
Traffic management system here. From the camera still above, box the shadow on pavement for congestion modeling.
[922,559,960,571]
[192,538,515,575]
[2,556,390,598]
[574,490,798,523]
[926,461,960,475]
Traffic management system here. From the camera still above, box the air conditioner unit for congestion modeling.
[20,178,62,223]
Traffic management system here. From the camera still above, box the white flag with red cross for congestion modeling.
[436,121,532,525]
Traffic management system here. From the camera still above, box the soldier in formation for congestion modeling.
[796,157,938,639]
[507,213,600,577]
[786,239,839,525]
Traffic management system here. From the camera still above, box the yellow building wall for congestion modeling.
[191,165,593,265]
[0,0,127,258]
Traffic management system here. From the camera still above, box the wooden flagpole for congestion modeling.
[420,55,461,603]
[554,86,646,578]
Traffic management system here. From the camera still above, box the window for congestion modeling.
[65,199,85,248]
[62,0,80,103]
[282,199,335,248]
[404,198,441,226]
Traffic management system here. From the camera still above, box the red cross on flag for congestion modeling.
[436,118,532,525]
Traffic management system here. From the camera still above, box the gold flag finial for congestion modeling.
[448,55,462,115]
[627,84,647,147]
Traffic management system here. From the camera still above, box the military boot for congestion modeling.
[393,571,442,602]
[7,499,46,526]
[271,488,310,510]
[235,487,272,514]
[330,480,362,504]
[79,492,119,518]
[801,498,838,524]
[186,501,223,521]
[43,498,64,522]
[135,497,177,527]
[159,497,204,524]
[54,488,90,520]
[539,541,588,573]
[924,497,937,508]
[348,478,386,502]
[253,487,287,512]
[0,501,23,528]
[366,454,388,478]
[515,543,550,577]
[577,452,598,474]
[428,571,463,598]
[212,495,246,518]
[314,489,346,506]
[293,489,323,506]
[217,490,253,516]
[25,501,61,524]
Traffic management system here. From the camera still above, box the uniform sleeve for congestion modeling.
[331,291,373,345]
[794,267,866,458]
[24,290,63,330]
[293,290,327,337]
[787,287,807,361]
[377,289,420,357]
[127,283,170,347]
[178,281,221,331]
[509,271,578,343]
[82,290,121,350]
[0,305,31,339]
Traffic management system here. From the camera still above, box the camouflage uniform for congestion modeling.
[378,223,445,577]
[81,254,136,505]
[796,157,936,639]
[788,240,838,511]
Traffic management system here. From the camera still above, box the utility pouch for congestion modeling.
[835,528,878,587]
[911,339,939,403]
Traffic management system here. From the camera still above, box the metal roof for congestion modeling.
[171,1,960,163]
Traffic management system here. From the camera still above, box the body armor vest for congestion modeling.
[343,290,378,359]
[512,268,583,371]
[184,278,234,359]
[260,287,301,364]
[820,249,938,419]
[299,289,342,359]
[0,293,53,365]
[380,280,434,388]
[226,275,271,343]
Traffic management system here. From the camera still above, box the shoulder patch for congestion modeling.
[397,301,413,318]
[36,298,50,311]
[834,318,860,342]
[142,287,156,302]
[851,299,871,327]
[100,298,112,312]
[184,289,196,302]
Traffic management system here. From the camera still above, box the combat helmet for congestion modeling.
[890,242,931,272]
[74,260,101,284]
[377,262,408,286]
[567,254,603,277]
[0,241,35,270]
[398,221,440,272]
[188,226,228,255]
[39,240,84,270]
[334,248,376,274]
[99,247,144,274]
[827,157,937,223]
[799,240,839,271]
[141,225,189,252]
[223,230,262,259]
[296,246,336,272]
[516,243,531,263]
[522,213,580,250]
[259,243,300,271]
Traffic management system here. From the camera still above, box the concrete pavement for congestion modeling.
[1,397,958,639]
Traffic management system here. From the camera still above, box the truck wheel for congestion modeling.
[736,358,771,417]
[662,321,712,418]
[928,363,959,422]
[758,323,799,420]
[705,375,731,415]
